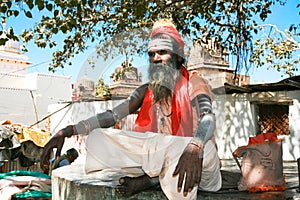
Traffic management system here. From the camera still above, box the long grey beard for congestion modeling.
[148,62,181,104]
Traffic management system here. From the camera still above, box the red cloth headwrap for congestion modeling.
[151,26,184,49]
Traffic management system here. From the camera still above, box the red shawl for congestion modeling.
[133,67,193,137]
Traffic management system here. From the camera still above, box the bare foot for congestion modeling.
[116,175,158,196]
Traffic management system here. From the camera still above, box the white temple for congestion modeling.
[0,18,32,74]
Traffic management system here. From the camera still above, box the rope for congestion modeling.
[28,102,73,128]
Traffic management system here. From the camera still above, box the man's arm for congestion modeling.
[73,83,149,135]
[40,83,149,172]
[173,93,216,197]
[191,94,216,147]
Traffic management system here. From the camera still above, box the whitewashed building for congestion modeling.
[0,72,72,129]
[212,76,300,160]
[0,25,72,129]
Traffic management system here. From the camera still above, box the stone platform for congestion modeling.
[51,160,300,200]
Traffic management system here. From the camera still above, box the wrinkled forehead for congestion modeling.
[148,34,177,53]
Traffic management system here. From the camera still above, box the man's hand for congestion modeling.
[173,140,204,197]
[40,125,74,173]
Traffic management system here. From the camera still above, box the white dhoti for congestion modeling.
[85,128,221,200]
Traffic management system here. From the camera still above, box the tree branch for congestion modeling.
[254,24,300,50]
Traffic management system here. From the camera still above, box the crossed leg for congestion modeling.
[85,128,221,199]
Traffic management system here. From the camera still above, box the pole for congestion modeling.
[30,90,39,128]
[297,158,300,192]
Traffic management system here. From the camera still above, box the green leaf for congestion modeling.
[37,0,44,11]
[52,28,58,34]
[46,3,53,11]
[6,1,12,8]
[7,10,13,17]
[27,0,34,9]
[0,38,8,45]
[25,11,33,18]
[54,9,59,17]
[61,25,67,33]
[0,5,7,13]
[14,10,19,17]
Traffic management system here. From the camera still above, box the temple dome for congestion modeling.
[0,29,21,54]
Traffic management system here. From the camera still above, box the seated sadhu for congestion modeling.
[40,19,221,199]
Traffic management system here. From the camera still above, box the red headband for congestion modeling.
[151,26,184,49]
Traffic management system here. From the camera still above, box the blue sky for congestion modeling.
[248,1,300,83]
[5,1,300,84]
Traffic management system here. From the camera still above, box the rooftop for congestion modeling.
[213,75,300,94]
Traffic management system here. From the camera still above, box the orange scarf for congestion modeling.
[134,67,193,137]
